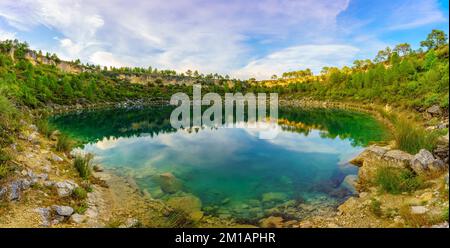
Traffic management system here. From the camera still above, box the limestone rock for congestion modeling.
[55,180,78,197]
[34,207,51,226]
[52,205,74,216]
[340,175,358,194]
[0,187,7,199]
[29,124,38,132]
[262,192,288,203]
[27,131,40,144]
[49,153,63,162]
[166,194,202,214]
[8,180,23,201]
[70,213,86,224]
[426,105,442,115]
[119,218,140,228]
[410,206,428,215]
[189,211,204,222]
[259,216,284,228]
[159,172,182,194]
[411,149,446,175]
[350,145,388,166]
[383,150,413,168]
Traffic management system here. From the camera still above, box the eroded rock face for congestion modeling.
[350,145,388,166]
[340,175,358,194]
[383,150,414,168]
[411,149,446,175]
[350,144,448,186]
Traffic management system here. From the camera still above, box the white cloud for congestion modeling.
[0,28,15,40]
[1,0,445,79]
[89,51,128,68]
[387,0,446,30]
[0,0,352,78]
[233,44,360,80]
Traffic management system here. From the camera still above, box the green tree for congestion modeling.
[420,29,448,50]
[393,43,412,56]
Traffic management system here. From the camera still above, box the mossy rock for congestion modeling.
[166,194,202,214]
[159,172,182,194]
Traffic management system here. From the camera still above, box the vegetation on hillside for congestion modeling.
[263,30,449,111]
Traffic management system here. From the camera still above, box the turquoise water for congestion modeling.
[50,106,389,223]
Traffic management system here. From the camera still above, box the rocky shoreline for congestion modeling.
[1,98,448,228]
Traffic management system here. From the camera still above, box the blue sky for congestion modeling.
[0,0,448,79]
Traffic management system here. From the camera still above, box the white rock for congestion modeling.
[70,214,86,224]
[55,180,78,197]
[52,205,74,216]
[50,153,63,162]
[411,206,428,215]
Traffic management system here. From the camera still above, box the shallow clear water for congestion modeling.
[50,106,389,223]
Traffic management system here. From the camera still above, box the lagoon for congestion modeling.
[50,106,388,224]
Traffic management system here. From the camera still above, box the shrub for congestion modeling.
[443,207,449,222]
[399,205,431,227]
[369,198,383,217]
[0,95,18,132]
[36,119,54,138]
[73,154,93,180]
[56,134,73,153]
[0,149,11,178]
[72,187,87,199]
[74,202,88,214]
[393,116,439,154]
[0,164,9,179]
[374,167,423,194]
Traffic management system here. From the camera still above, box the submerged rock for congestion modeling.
[339,175,358,194]
[159,172,182,194]
[262,192,288,203]
[166,194,202,214]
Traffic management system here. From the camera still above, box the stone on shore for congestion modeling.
[52,205,74,216]
[55,180,79,197]
[34,207,51,226]
[383,150,413,168]
[411,149,446,175]
[259,216,284,228]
